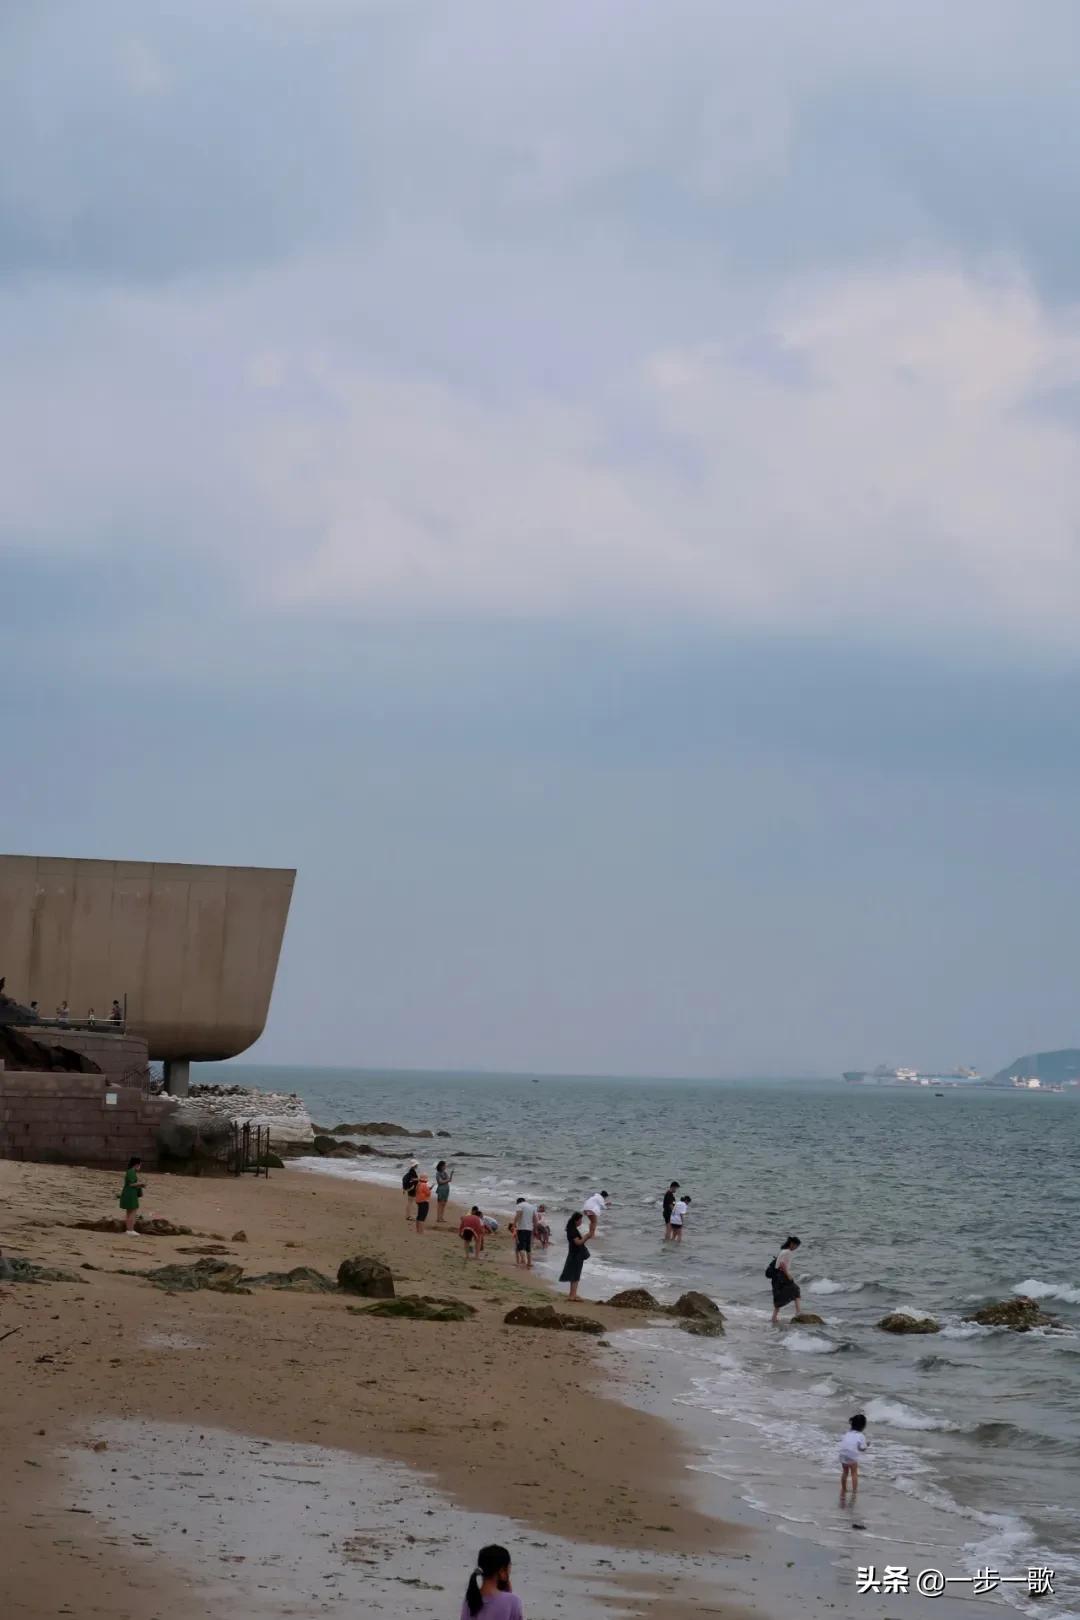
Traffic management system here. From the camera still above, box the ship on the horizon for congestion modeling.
[842,1064,981,1085]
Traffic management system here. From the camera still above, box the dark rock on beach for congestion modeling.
[669,1291,724,1325]
[0,1256,79,1284]
[70,1216,193,1237]
[503,1304,604,1334]
[606,1288,663,1311]
[248,1267,338,1293]
[156,1113,234,1171]
[963,1296,1057,1331]
[337,1255,395,1298]
[878,1312,941,1334]
[143,1258,248,1294]
[176,1244,234,1256]
[356,1295,476,1322]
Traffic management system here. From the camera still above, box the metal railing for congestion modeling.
[229,1121,271,1178]
[36,1016,127,1034]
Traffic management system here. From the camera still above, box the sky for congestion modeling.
[3,0,1080,1077]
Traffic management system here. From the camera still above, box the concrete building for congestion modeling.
[0,854,294,1093]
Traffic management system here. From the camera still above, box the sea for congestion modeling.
[213,1067,1080,1617]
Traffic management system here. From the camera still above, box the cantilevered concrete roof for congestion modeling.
[0,855,294,1062]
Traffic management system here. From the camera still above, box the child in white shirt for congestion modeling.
[668,1196,691,1243]
[839,1413,869,1498]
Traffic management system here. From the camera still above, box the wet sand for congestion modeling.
[0,1158,751,1618]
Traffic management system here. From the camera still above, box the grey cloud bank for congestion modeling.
[2,2,1078,1074]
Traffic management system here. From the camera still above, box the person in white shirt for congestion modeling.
[511,1198,538,1269]
[668,1195,690,1243]
[838,1413,869,1500]
[583,1190,608,1239]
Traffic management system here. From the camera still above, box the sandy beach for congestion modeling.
[0,1158,753,1619]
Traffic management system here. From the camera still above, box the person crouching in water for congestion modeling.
[118,1155,145,1233]
[413,1170,431,1234]
[461,1543,523,1618]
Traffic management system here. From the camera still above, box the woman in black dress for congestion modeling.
[559,1211,590,1301]
[769,1234,802,1323]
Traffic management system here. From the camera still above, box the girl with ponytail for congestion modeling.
[461,1544,523,1618]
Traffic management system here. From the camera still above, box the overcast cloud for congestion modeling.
[3,2,1079,1075]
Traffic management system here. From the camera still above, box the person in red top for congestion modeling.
[458,1206,486,1260]
[414,1173,432,1233]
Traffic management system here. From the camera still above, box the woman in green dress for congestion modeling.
[118,1155,144,1233]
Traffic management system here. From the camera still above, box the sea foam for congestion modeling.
[864,1397,959,1433]
[1015,1277,1080,1306]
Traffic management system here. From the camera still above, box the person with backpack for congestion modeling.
[402,1159,419,1221]
[766,1234,802,1323]
[461,1543,523,1617]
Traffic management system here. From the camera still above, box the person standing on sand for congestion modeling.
[767,1235,802,1323]
[435,1159,453,1222]
[559,1211,590,1301]
[402,1159,419,1221]
[118,1155,144,1233]
[462,1544,523,1619]
[414,1171,432,1233]
[662,1181,680,1241]
[534,1205,551,1249]
[511,1196,538,1269]
[583,1189,608,1239]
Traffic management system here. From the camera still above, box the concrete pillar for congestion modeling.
[163,1058,190,1097]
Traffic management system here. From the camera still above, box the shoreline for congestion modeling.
[0,1156,756,1618]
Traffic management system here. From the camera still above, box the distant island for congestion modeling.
[989,1048,1080,1090]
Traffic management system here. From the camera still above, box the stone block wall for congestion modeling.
[0,1073,176,1168]
[24,1027,150,1078]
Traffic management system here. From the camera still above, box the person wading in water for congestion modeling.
[767,1235,802,1323]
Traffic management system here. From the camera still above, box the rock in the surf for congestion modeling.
[878,1312,941,1334]
[962,1296,1056,1331]
[679,1317,725,1337]
[606,1288,663,1311]
[669,1290,724,1325]
[337,1255,395,1298]
[792,1311,826,1326]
